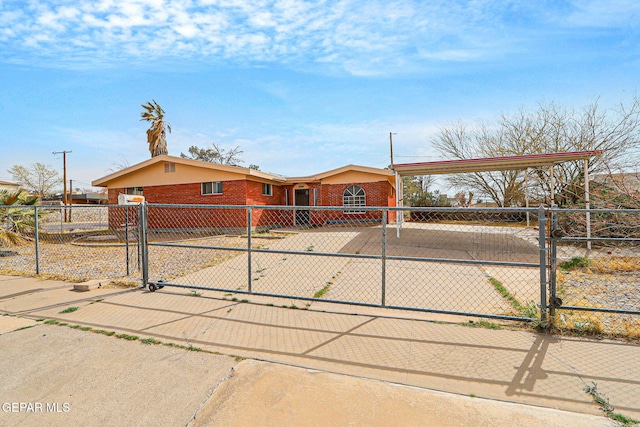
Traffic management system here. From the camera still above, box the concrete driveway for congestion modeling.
[170,225,540,317]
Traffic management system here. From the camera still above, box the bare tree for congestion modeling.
[180,142,245,166]
[106,158,131,174]
[433,123,525,206]
[8,163,61,198]
[403,175,448,207]
[432,97,640,206]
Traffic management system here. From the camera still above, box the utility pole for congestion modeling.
[53,150,72,222]
[389,132,397,167]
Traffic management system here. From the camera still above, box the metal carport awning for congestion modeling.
[392,151,602,176]
[391,150,603,244]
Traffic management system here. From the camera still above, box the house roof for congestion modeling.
[392,150,603,176]
[92,155,287,187]
[285,164,393,183]
[0,180,20,187]
[93,157,394,188]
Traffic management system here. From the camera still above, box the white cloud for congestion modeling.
[564,0,640,27]
[1,0,636,74]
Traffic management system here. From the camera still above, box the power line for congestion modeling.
[394,155,442,159]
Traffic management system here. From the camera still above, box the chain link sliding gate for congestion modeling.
[140,203,548,322]
[3,203,637,328]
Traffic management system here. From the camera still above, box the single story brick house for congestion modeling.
[92,155,396,230]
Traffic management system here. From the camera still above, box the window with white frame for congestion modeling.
[343,185,365,213]
[201,181,223,195]
[164,163,176,173]
[262,183,273,196]
[313,188,318,206]
[125,187,143,195]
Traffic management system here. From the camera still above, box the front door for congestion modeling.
[294,189,310,226]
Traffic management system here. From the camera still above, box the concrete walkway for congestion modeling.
[1,275,638,426]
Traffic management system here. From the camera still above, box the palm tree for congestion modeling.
[140,100,171,157]
[0,189,38,247]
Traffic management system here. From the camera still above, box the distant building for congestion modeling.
[0,180,21,192]
[45,191,108,205]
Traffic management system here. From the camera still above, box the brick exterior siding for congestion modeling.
[107,179,394,230]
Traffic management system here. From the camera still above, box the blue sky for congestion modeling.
[1,0,639,190]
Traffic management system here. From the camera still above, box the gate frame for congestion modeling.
[141,204,547,323]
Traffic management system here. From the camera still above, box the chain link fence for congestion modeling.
[143,205,545,322]
[549,208,640,338]
[2,203,639,336]
[0,205,140,283]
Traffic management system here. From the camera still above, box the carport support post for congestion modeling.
[247,207,253,293]
[395,172,402,238]
[549,164,555,206]
[139,202,149,288]
[584,159,592,250]
[381,210,387,307]
[34,206,40,275]
[549,208,559,323]
[525,169,530,227]
[538,206,548,324]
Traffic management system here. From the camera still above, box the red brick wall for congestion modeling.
[108,181,250,230]
[246,182,288,227]
[107,189,120,205]
[313,181,393,224]
[255,181,395,227]
[108,181,249,205]
[246,181,286,205]
[144,181,248,205]
[106,179,395,230]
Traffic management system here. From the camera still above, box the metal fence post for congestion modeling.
[381,209,387,307]
[34,206,40,275]
[247,207,253,293]
[125,205,130,276]
[538,206,547,324]
[549,206,559,324]
[139,202,149,288]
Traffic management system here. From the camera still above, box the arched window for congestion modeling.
[343,185,366,214]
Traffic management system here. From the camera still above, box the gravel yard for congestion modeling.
[558,270,640,338]
[0,234,249,284]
